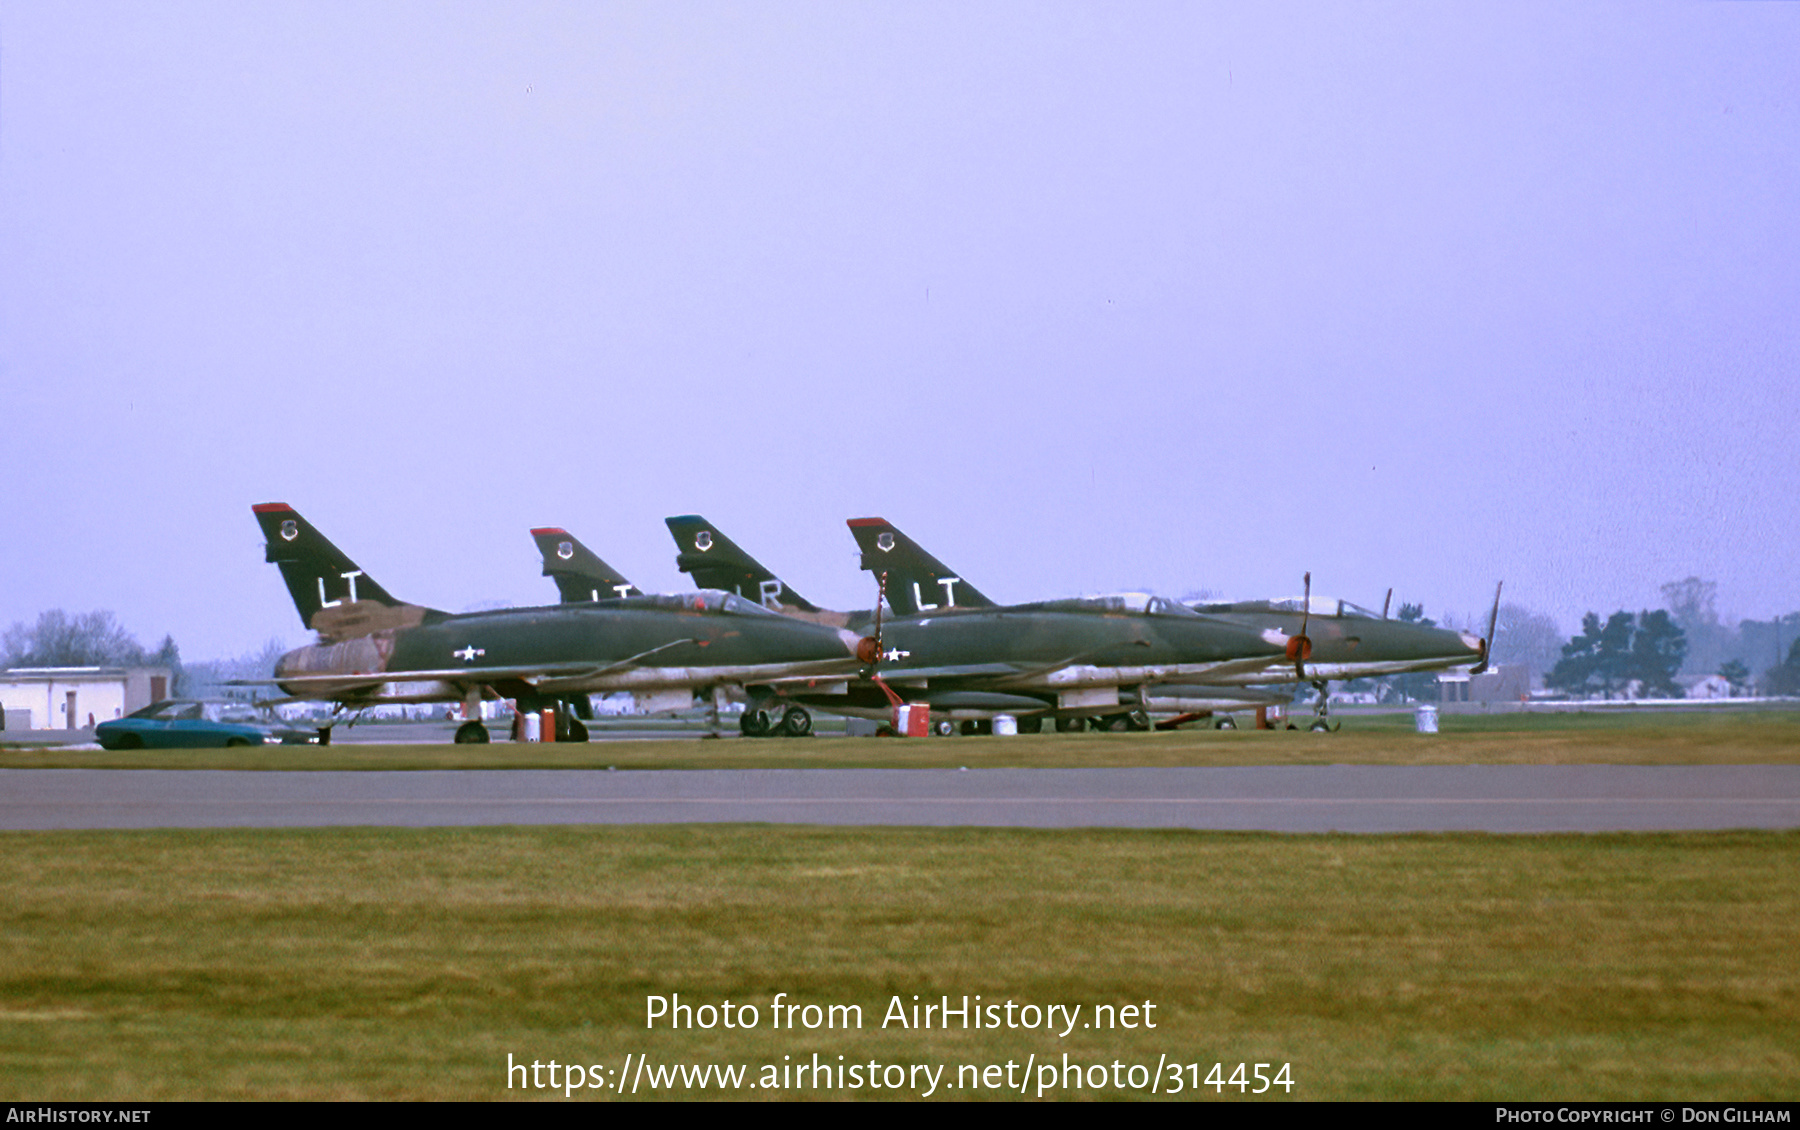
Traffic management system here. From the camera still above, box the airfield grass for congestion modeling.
[5,708,1798,769]
[0,825,1794,1101]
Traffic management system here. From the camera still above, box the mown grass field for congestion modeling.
[3,711,1795,1100]
[1,826,1794,1101]
[4,707,1798,770]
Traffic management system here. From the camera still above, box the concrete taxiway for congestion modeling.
[4,766,1799,833]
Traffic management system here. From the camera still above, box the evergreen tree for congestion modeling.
[150,634,186,695]
[1629,610,1687,698]
[1547,610,1688,699]
[1718,659,1751,695]
[1764,640,1800,697]
[1548,611,1633,698]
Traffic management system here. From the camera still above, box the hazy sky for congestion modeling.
[4,2,1796,659]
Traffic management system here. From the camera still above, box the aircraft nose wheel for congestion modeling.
[1307,679,1337,733]
[454,721,490,744]
[1214,716,1237,730]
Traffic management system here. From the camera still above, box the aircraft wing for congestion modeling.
[237,650,866,700]
[977,650,1288,690]
[236,662,614,693]
[1148,653,1298,684]
[860,663,1027,685]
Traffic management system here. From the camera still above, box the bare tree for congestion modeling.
[2,610,149,668]
[1661,576,1729,676]
[1491,603,1563,684]
[178,639,289,700]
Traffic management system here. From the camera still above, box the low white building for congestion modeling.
[1680,674,1736,700]
[0,667,174,731]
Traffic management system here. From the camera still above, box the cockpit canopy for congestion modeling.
[1020,593,1202,617]
[608,590,782,617]
[1193,595,1384,620]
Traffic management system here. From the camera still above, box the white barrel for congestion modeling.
[993,715,1017,736]
[523,712,541,742]
[1414,704,1439,733]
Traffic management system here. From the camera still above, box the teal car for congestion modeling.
[95,700,320,749]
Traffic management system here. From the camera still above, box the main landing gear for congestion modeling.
[739,705,814,738]
[1094,709,1151,732]
[454,720,489,744]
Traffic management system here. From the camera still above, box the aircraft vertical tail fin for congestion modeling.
[665,515,819,612]
[252,504,428,640]
[845,518,995,615]
[530,528,643,603]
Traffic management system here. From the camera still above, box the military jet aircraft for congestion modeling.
[847,518,1496,732]
[529,517,860,734]
[252,504,869,743]
[527,521,831,736]
[832,519,1289,734]
[1189,580,1499,729]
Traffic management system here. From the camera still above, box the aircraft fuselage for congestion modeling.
[273,598,865,704]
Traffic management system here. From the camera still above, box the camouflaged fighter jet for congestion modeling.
[1189,579,1500,730]
[824,519,1289,734]
[845,519,1496,733]
[527,520,839,736]
[529,516,867,734]
[252,504,868,743]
